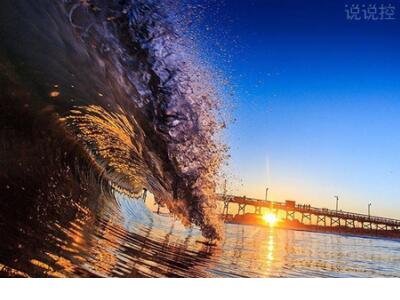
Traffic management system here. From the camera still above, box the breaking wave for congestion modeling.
[0,0,227,241]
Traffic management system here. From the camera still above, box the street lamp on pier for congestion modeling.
[334,195,339,212]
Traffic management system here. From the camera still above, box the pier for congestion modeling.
[218,195,400,233]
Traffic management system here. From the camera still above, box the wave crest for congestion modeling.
[60,0,228,239]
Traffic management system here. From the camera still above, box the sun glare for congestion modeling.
[262,213,278,226]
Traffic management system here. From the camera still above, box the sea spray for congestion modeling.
[0,0,228,239]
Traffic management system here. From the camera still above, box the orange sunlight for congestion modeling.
[262,213,278,227]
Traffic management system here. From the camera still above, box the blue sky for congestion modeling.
[192,0,400,217]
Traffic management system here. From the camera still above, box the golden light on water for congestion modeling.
[49,91,60,97]
[262,213,278,226]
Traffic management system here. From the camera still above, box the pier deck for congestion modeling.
[218,195,400,231]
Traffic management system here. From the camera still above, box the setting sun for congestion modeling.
[262,213,278,226]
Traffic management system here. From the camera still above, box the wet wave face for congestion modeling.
[0,0,227,276]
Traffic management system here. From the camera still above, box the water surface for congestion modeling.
[2,194,400,277]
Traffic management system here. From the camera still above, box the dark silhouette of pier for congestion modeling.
[218,195,400,232]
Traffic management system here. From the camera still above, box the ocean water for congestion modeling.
[2,193,400,278]
[0,0,226,243]
[1,0,400,278]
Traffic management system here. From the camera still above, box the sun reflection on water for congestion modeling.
[266,233,274,263]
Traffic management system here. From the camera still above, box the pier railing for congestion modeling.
[218,194,400,229]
